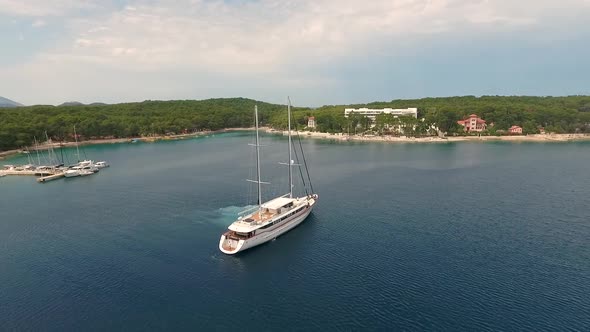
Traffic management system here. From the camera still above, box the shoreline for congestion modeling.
[272,130,590,144]
[2,129,588,160]
[0,128,259,160]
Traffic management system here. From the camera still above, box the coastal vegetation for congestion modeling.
[0,98,285,151]
[1,95,590,151]
[289,95,590,135]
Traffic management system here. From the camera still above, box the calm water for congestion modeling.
[1,134,589,331]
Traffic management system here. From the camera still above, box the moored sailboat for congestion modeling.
[219,99,318,255]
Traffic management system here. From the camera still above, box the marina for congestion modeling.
[1,161,109,183]
[0,127,110,183]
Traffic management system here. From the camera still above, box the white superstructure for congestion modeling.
[344,107,418,120]
[219,99,318,255]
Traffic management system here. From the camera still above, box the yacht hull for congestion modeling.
[219,203,314,255]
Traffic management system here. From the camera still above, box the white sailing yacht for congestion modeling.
[64,125,99,177]
[219,99,318,255]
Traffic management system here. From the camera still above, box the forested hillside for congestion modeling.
[0,98,290,151]
[1,96,590,151]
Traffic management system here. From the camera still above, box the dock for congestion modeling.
[37,173,65,183]
[1,169,64,183]
[1,170,53,176]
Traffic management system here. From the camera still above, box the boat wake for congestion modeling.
[215,205,256,224]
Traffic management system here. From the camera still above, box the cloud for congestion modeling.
[0,0,100,17]
[36,0,558,73]
[31,19,46,27]
[2,0,590,105]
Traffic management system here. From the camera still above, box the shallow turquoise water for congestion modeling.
[1,134,589,330]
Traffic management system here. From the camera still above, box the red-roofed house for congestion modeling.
[307,116,316,129]
[457,114,487,132]
[509,125,523,134]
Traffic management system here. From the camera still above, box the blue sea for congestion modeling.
[1,133,589,331]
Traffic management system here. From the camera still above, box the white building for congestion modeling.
[307,116,316,128]
[344,107,418,120]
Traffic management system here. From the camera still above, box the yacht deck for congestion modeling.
[248,211,276,223]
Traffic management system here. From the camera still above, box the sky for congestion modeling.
[1,0,589,107]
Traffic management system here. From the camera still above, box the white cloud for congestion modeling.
[0,0,100,17]
[2,0,590,105]
[34,0,554,73]
[31,19,46,27]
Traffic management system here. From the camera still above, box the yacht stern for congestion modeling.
[219,233,245,255]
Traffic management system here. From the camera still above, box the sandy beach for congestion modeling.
[2,129,588,160]
[277,130,590,144]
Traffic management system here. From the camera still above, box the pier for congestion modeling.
[37,173,66,183]
[1,169,63,183]
[1,170,54,176]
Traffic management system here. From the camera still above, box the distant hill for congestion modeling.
[59,101,85,107]
[56,101,108,107]
[0,96,23,108]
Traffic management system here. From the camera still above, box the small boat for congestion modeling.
[219,99,318,255]
[71,126,106,172]
[82,165,99,173]
[64,167,82,177]
[79,170,94,176]
[94,161,109,168]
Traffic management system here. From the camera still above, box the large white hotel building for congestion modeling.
[344,107,418,121]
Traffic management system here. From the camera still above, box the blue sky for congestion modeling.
[1,0,589,106]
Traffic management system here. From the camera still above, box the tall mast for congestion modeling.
[74,125,80,162]
[34,136,41,165]
[45,131,55,165]
[287,97,293,198]
[60,141,64,165]
[45,131,51,164]
[255,105,262,216]
[25,146,32,165]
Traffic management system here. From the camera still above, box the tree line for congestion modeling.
[1,95,590,151]
[286,95,590,136]
[0,98,286,151]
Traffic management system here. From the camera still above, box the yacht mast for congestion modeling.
[255,105,262,216]
[287,97,293,198]
[34,136,41,165]
[45,131,56,165]
[74,125,80,162]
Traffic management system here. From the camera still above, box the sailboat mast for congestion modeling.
[45,131,51,164]
[287,97,293,198]
[255,105,262,216]
[45,131,55,165]
[34,137,41,165]
[74,125,80,162]
[60,142,64,165]
[25,147,32,165]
